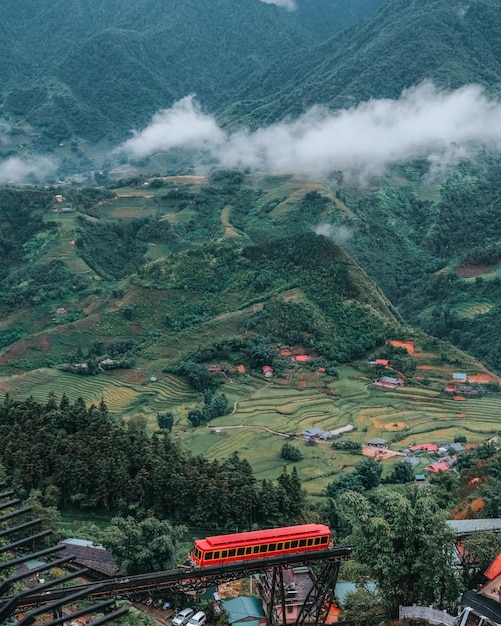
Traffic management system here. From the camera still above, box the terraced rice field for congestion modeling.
[182,364,501,488]
[44,213,97,277]
[0,369,198,420]
[453,301,494,319]
[1,358,500,495]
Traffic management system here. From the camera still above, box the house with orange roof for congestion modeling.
[424,462,451,473]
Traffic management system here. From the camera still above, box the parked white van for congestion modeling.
[187,611,207,626]
[172,608,195,626]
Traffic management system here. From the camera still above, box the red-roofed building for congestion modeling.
[409,443,439,453]
[485,553,501,581]
[375,359,390,367]
[425,462,451,473]
[295,355,310,362]
[262,366,273,377]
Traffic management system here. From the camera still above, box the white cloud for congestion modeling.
[259,0,297,10]
[119,83,501,179]
[120,95,225,158]
[0,156,58,183]
[315,223,353,243]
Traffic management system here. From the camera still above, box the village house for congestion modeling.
[262,366,273,377]
[459,551,501,625]
[424,461,453,474]
[372,375,405,389]
[302,427,332,441]
[294,355,310,363]
[57,538,120,580]
[222,596,266,626]
[367,437,388,449]
[369,358,390,367]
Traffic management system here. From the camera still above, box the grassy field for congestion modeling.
[0,354,500,499]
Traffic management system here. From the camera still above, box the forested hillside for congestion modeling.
[0,0,382,149]
[225,0,501,125]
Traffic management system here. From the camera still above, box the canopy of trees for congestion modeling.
[0,394,306,530]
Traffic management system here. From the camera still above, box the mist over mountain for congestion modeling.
[1,0,501,185]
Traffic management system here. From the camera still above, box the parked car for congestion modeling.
[172,608,195,626]
[187,611,207,626]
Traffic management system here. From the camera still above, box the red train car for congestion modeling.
[191,523,330,566]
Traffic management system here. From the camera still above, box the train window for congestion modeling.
[253,546,260,554]
[222,550,228,558]
[246,547,252,555]
[259,544,267,553]
[214,551,220,559]
[291,540,298,548]
[299,539,307,547]
[237,548,245,556]
[320,536,328,544]
[277,543,283,550]
[229,549,236,557]
[269,543,276,551]
[284,542,290,549]
[206,552,213,560]
[314,537,321,545]
[307,539,313,546]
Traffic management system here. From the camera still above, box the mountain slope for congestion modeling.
[0,0,383,147]
[224,0,501,126]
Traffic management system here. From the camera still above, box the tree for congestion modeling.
[178,361,212,392]
[157,412,174,431]
[342,587,384,626]
[187,409,203,427]
[101,516,186,575]
[336,487,461,618]
[385,461,414,484]
[354,458,382,490]
[278,465,306,520]
[461,532,501,589]
[326,473,364,499]
[281,442,303,462]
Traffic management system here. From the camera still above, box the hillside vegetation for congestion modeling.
[0,173,500,491]
[0,0,382,152]
[226,0,501,125]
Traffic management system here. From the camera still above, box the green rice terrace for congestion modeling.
[0,356,499,498]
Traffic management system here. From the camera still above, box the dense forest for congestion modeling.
[0,394,306,529]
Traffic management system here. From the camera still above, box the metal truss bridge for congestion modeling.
[0,485,351,626]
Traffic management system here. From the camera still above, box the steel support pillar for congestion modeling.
[295,560,341,626]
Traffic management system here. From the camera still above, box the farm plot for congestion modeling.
[44,213,97,277]
[452,301,494,319]
[0,368,198,420]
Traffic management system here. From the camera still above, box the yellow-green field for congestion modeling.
[1,362,497,497]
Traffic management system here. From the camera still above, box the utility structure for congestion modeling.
[11,546,351,626]
[259,560,344,626]
[0,485,128,625]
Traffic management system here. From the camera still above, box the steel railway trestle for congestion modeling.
[10,546,352,625]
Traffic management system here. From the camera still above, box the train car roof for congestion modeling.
[194,524,330,550]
